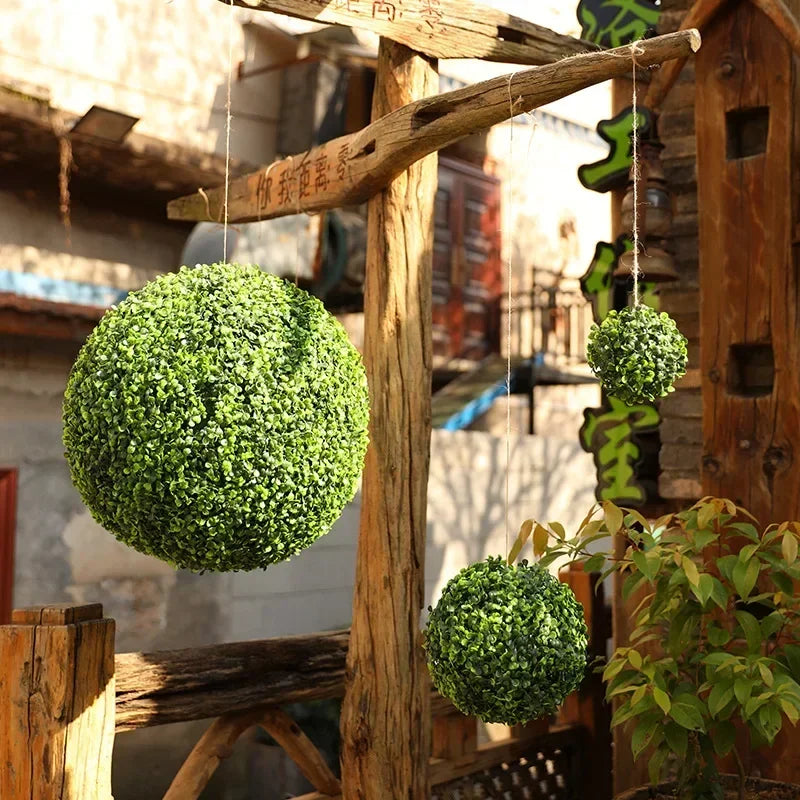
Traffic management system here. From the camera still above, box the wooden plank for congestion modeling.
[0,470,17,625]
[697,0,799,525]
[428,725,583,786]
[558,566,612,800]
[163,706,340,800]
[339,38,437,800]
[697,0,800,780]
[0,606,115,800]
[259,708,341,796]
[114,631,350,731]
[221,0,594,65]
[167,30,701,225]
[749,0,800,56]
[645,0,726,110]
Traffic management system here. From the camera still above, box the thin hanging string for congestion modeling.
[630,41,644,307]
[223,0,234,262]
[504,74,521,557]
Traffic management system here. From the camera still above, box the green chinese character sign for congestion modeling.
[580,235,659,322]
[577,0,661,49]
[580,396,660,504]
[579,106,654,194]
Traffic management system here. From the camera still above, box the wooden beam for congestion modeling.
[749,0,800,57]
[645,0,725,110]
[0,604,115,800]
[114,631,350,731]
[339,39,438,800]
[163,706,340,800]
[168,29,701,225]
[225,0,594,64]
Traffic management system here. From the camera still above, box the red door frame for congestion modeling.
[0,469,17,624]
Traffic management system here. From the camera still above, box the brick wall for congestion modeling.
[657,0,703,501]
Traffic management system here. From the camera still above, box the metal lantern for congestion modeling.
[615,135,679,284]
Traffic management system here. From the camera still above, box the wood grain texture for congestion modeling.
[167,30,701,225]
[163,707,340,800]
[0,605,115,800]
[645,0,726,110]
[749,0,800,56]
[697,0,799,525]
[339,39,438,800]
[114,631,350,731]
[224,0,594,64]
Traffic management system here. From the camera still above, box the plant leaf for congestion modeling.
[783,532,798,566]
[734,610,761,653]
[532,524,550,557]
[653,687,671,715]
[708,681,734,717]
[631,717,660,760]
[603,502,624,535]
[732,558,760,600]
[712,721,737,756]
[683,557,700,588]
[664,722,688,757]
[669,700,706,732]
[507,519,534,564]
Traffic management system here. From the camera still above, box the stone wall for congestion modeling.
[656,0,703,501]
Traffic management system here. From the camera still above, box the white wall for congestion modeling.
[222,428,597,643]
[0,0,295,164]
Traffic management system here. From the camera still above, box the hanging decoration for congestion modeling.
[587,305,687,405]
[424,556,588,725]
[576,0,661,49]
[580,396,660,504]
[578,106,654,194]
[63,263,370,572]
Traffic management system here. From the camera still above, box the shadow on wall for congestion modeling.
[426,429,598,604]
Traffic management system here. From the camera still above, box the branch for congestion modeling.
[224,0,595,65]
[168,29,701,225]
[644,0,726,110]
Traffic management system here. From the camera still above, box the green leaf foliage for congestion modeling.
[62,263,370,572]
[586,305,688,406]
[538,496,800,799]
[424,557,588,725]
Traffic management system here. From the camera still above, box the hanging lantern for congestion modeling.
[614,136,679,284]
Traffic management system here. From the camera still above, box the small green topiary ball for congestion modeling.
[586,305,688,406]
[63,263,370,572]
[424,557,588,725]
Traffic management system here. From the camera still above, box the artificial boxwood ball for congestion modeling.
[586,305,687,406]
[424,557,588,725]
[63,263,369,572]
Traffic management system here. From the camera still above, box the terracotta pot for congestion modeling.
[616,775,800,800]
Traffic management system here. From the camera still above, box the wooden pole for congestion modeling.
[0,604,115,800]
[339,39,438,800]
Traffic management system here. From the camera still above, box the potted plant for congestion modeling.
[534,496,800,800]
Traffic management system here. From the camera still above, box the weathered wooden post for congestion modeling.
[0,603,115,800]
[338,39,439,800]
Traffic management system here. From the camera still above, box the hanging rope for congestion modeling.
[630,40,644,307]
[223,0,235,262]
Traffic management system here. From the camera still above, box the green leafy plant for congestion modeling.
[587,305,688,405]
[63,263,370,572]
[423,555,588,725]
[536,497,800,800]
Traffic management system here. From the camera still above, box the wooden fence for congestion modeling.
[0,565,610,800]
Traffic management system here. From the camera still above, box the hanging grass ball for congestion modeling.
[587,305,688,406]
[63,263,370,572]
[424,557,588,725]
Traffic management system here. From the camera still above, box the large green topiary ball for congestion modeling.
[63,263,370,572]
[424,557,588,725]
[587,304,688,406]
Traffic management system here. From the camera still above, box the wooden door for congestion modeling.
[0,469,17,624]
[433,158,502,361]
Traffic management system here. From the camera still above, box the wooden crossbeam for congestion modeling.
[168,29,700,225]
[225,0,594,64]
